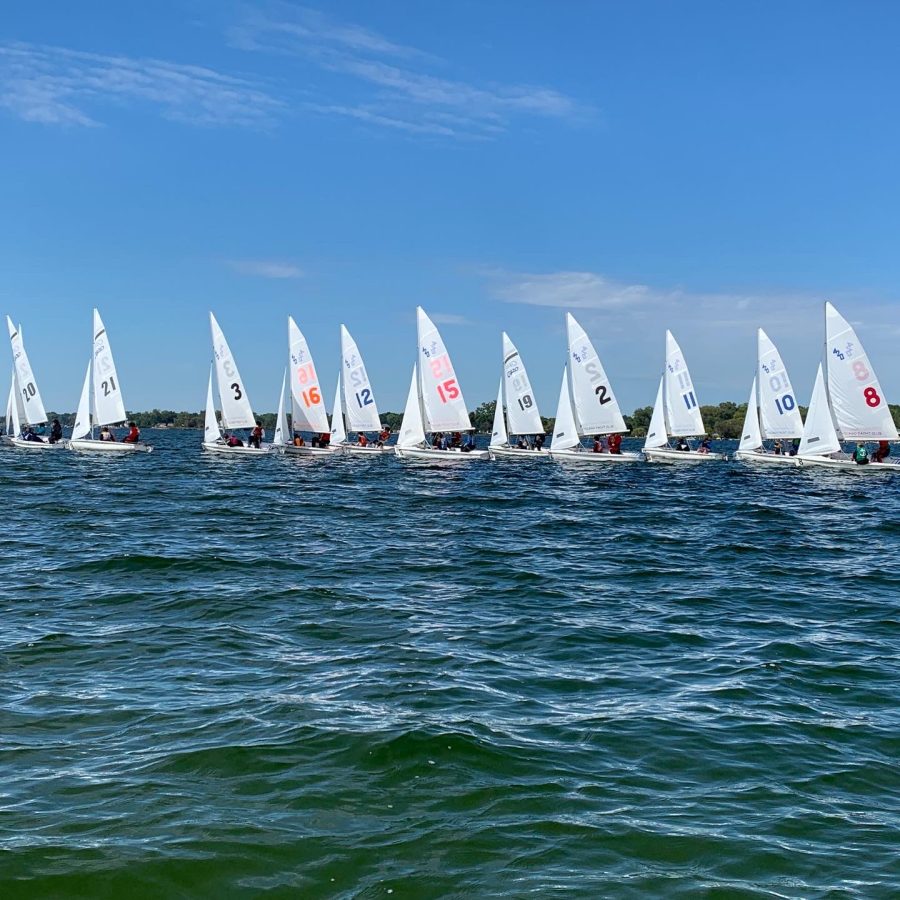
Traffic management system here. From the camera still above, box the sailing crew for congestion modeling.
[225,432,243,447]
[853,442,870,465]
[292,432,305,447]
[377,426,391,447]
[592,436,604,453]
[248,422,263,449]
[534,433,545,451]
[608,433,622,454]
[874,440,891,463]
[49,419,63,443]
[772,439,782,455]
[462,435,477,452]
[357,432,368,447]
[516,436,528,450]
[22,426,44,443]
[123,422,140,444]
[675,437,690,452]
[789,438,800,456]
[698,436,712,454]
[99,426,115,442]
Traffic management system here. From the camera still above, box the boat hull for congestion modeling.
[277,444,340,457]
[733,449,799,466]
[202,442,270,457]
[549,448,642,463]
[342,444,394,456]
[643,447,727,463]
[395,446,489,462]
[4,436,66,450]
[69,439,153,454]
[796,454,900,472]
[489,445,550,460]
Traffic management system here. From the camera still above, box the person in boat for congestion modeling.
[698,436,712,454]
[49,419,63,443]
[873,440,891,463]
[592,436,604,453]
[772,439,782,455]
[248,422,263,449]
[789,438,800,457]
[377,426,391,447]
[99,425,115,442]
[608,433,622,454]
[853,442,870,465]
[357,432,368,447]
[313,431,330,448]
[516,436,528,450]
[534,433,545,451]
[462,435,477,452]
[451,432,462,450]
[292,432,305,447]
[22,426,44,443]
[675,437,690,452]
[225,432,244,448]
[123,422,140,444]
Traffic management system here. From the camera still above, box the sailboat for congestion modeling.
[5,318,60,449]
[797,301,899,471]
[643,330,726,463]
[734,328,804,464]
[488,332,547,459]
[202,312,267,455]
[280,316,338,457]
[333,325,392,455]
[68,309,152,453]
[395,306,488,461]
[548,314,640,463]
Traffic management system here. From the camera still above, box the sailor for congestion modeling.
[873,440,891,463]
[123,422,140,444]
[248,422,263,449]
[49,419,63,443]
[675,437,690,452]
[608,433,622,454]
[853,442,870,465]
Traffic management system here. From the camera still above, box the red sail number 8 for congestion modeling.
[864,387,881,408]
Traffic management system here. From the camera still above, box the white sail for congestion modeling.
[824,301,898,440]
[489,380,507,448]
[92,309,127,427]
[204,366,222,444]
[330,373,347,444]
[5,375,13,436]
[664,330,705,437]
[273,370,288,447]
[757,328,803,439]
[417,306,472,433]
[7,316,47,424]
[738,378,762,451]
[550,367,579,451]
[340,325,381,432]
[566,314,627,436]
[8,368,22,435]
[71,360,92,441]
[397,365,425,448]
[643,377,668,449]
[798,364,841,457]
[210,312,255,430]
[502,332,543,436]
[288,316,329,433]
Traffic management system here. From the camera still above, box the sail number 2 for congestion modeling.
[583,361,612,405]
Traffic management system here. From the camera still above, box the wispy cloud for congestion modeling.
[226,259,304,279]
[429,312,472,326]
[0,41,283,127]
[230,3,590,139]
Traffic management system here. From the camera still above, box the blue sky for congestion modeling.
[3,1,900,414]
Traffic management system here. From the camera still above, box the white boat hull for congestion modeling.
[68,439,153,454]
[395,446,489,462]
[489,445,550,460]
[643,447,727,463]
[549,448,642,463]
[278,444,340,457]
[202,441,269,457]
[796,454,900,472]
[342,444,394,456]
[4,436,66,450]
[733,449,799,466]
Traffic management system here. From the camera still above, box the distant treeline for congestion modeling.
[25,402,900,438]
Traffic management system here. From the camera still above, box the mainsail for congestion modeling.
[663,330,705,437]
[210,312,255,430]
[416,307,472,433]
